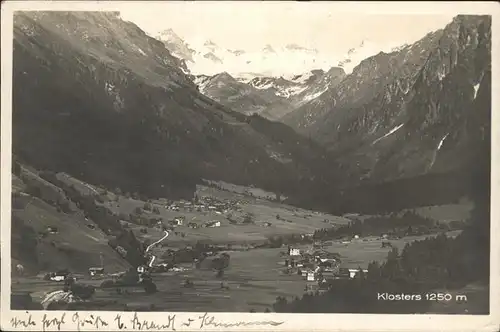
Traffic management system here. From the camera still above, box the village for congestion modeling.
[11,173,465,311]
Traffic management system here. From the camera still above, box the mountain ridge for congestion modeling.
[12,11,340,203]
[282,15,491,186]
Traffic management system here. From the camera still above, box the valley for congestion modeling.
[8,10,491,315]
[12,162,471,312]
[12,165,468,312]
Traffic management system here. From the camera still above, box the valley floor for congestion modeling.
[11,169,477,313]
[12,231,463,312]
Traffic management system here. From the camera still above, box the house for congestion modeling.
[47,226,58,234]
[45,270,70,282]
[288,248,301,256]
[306,271,315,281]
[173,217,185,226]
[206,221,221,228]
[115,246,127,257]
[348,268,368,279]
[334,268,351,280]
[88,267,105,277]
[137,266,147,274]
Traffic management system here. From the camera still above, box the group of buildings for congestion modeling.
[161,195,244,215]
[285,246,368,284]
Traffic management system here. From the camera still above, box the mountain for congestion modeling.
[193,67,346,120]
[283,31,444,132]
[249,67,346,105]
[13,11,339,204]
[156,28,196,63]
[156,29,375,78]
[283,15,491,185]
[11,169,132,275]
[193,72,291,120]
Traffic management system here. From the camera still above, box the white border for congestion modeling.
[1,2,499,331]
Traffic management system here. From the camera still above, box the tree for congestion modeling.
[13,161,21,176]
[60,201,72,213]
[243,212,255,224]
[356,266,366,280]
[26,184,42,198]
[367,261,381,281]
[273,296,288,312]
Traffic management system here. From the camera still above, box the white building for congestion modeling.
[348,268,368,278]
[289,248,301,256]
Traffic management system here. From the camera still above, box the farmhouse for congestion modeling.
[334,268,351,280]
[288,247,301,256]
[173,216,185,225]
[45,269,70,282]
[47,226,58,234]
[205,221,221,228]
[88,267,105,277]
[348,268,368,278]
[115,246,127,257]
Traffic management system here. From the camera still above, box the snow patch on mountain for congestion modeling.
[157,30,402,78]
[473,82,480,99]
[372,123,404,145]
[302,87,329,102]
[437,133,449,150]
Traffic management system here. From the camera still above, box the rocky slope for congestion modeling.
[11,168,132,275]
[12,11,337,202]
[193,72,292,120]
[283,15,491,185]
[193,67,346,120]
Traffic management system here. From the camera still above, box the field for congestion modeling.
[11,170,470,312]
[12,231,462,312]
[11,172,131,274]
[57,172,351,245]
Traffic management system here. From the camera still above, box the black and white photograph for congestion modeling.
[1,1,499,330]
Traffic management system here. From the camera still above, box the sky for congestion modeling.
[120,2,457,55]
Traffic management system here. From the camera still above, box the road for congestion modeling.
[62,173,100,195]
[146,230,169,267]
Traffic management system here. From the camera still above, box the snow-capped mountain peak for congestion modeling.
[156,29,393,78]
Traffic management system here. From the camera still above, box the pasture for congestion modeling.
[99,183,350,245]
[11,231,461,312]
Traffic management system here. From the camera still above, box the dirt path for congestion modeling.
[146,230,169,267]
